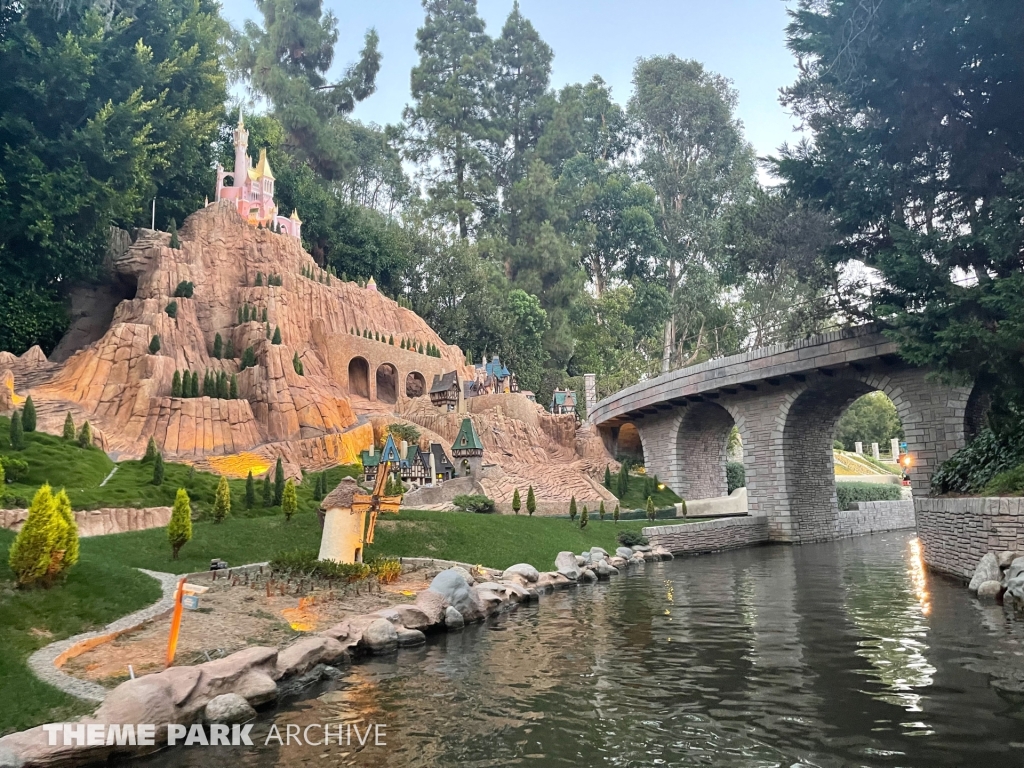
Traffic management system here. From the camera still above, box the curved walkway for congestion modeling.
[27,568,179,703]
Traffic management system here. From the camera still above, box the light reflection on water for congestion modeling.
[135,531,1024,768]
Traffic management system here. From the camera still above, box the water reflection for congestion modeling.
[135,532,1024,768]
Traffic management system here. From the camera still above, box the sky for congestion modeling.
[220,0,806,166]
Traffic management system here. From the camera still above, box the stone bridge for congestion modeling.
[591,326,983,544]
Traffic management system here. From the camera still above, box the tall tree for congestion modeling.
[234,0,380,180]
[778,0,1024,425]
[536,77,631,171]
[629,56,755,372]
[404,0,495,239]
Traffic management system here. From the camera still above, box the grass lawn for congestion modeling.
[0,507,684,735]
[607,472,682,509]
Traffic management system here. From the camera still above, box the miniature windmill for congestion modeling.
[354,434,404,545]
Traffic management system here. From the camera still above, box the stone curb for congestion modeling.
[26,569,180,703]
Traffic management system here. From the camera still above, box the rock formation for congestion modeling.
[0,202,613,500]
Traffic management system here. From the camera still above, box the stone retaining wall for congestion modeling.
[837,499,916,538]
[915,496,1024,579]
[0,506,172,537]
[643,515,770,555]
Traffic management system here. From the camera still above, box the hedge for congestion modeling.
[726,461,745,493]
[835,481,902,511]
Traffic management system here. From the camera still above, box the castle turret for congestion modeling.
[233,110,249,181]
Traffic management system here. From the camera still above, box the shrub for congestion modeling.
[167,489,192,559]
[617,530,648,547]
[171,370,182,397]
[604,465,612,489]
[255,272,263,287]
[368,556,401,584]
[932,425,1024,494]
[282,479,297,521]
[149,335,161,354]
[229,374,239,399]
[568,496,577,522]
[22,396,36,433]
[646,496,655,522]
[580,504,588,529]
[726,461,745,494]
[165,301,177,319]
[152,453,164,486]
[512,488,521,514]
[173,280,193,298]
[262,474,272,507]
[833,439,845,450]
[613,503,620,524]
[225,338,235,359]
[168,218,180,249]
[274,457,285,505]
[452,494,496,514]
[9,409,24,450]
[7,484,59,586]
[143,437,159,463]
[212,333,223,359]
[835,481,902,511]
[982,463,1024,496]
[245,471,256,509]
[527,485,536,516]
[599,500,606,520]
[63,412,75,441]
[272,326,282,345]
[386,422,421,446]
[269,549,370,581]
[1,456,29,483]
[213,475,231,523]
[77,421,92,449]
[292,352,304,376]
[52,489,79,575]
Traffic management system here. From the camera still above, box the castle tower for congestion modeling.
[233,110,249,181]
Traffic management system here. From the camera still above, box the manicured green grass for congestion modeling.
[605,472,682,510]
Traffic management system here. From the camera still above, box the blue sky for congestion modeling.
[220,0,805,163]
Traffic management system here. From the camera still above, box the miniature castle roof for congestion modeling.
[379,434,403,463]
[429,443,455,469]
[452,417,484,452]
[481,355,510,379]
[289,209,302,223]
[551,389,577,407]
[320,477,359,510]
[430,370,460,394]
[250,148,275,181]
[366,276,377,290]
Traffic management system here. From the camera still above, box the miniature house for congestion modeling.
[318,478,364,564]
[429,371,460,411]
[451,417,484,477]
[360,438,456,487]
[550,388,577,415]
[464,354,518,398]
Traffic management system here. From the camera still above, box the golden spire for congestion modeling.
[289,209,302,223]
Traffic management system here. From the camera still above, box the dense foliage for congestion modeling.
[834,481,903,511]
[932,426,1024,495]
[834,392,904,453]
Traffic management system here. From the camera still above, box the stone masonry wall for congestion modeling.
[915,496,1024,579]
[0,507,172,537]
[643,515,770,555]
[837,500,916,538]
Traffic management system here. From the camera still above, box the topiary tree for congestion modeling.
[527,485,536,516]
[292,352,304,375]
[262,473,272,507]
[52,489,79,576]
[213,475,231,523]
[152,452,164,486]
[216,371,228,399]
[604,465,612,490]
[77,420,92,449]
[63,412,75,441]
[143,437,159,463]
[255,271,263,286]
[580,504,588,529]
[245,470,256,509]
[22,396,36,433]
[9,409,24,450]
[272,326,282,345]
[149,335,161,355]
[261,308,268,322]
[512,488,521,515]
[613,503,620,524]
[190,371,200,397]
[229,374,239,399]
[599,500,606,521]
[617,464,629,499]
[167,489,192,560]
[7,484,58,586]
[213,333,223,359]
[168,218,180,249]
[165,301,177,319]
[646,496,655,522]
[225,338,235,359]
[171,370,182,397]
[274,457,285,506]
[569,495,577,522]
[282,479,297,521]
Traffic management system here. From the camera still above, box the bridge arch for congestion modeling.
[406,371,426,398]
[348,356,369,398]
[674,401,738,501]
[376,363,398,404]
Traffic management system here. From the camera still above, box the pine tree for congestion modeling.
[7,484,58,585]
[52,488,79,575]
[580,504,588,529]
[229,374,239,399]
[418,342,424,354]
[527,485,536,516]
[241,346,257,370]
[262,473,272,507]
[149,335,161,354]
[225,338,236,359]
[599,500,606,521]
[144,437,159,463]
[282,479,297,521]
[568,495,577,522]
[400,339,406,349]
[292,352,304,375]
[245,470,256,509]
[272,326,282,345]
[604,465,612,490]
[312,472,323,501]
[213,476,231,523]
[213,333,223,359]
[265,322,271,339]
[9,409,24,450]
[261,307,268,323]
[63,412,75,441]
[77,420,92,449]
[255,271,263,287]
[646,496,655,522]
[167,489,192,560]
[22,396,36,433]
[388,334,394,345]
[190,371,200,397]
[374,330,380,341]
[165,301,177,319]
[217,371,228,399]
[512,487,521,514]
[237,306,244,325]
[152,452,164,485]
[613,503,620,524]
[168,218,180,249]
[171,370,182,397]
[274,457,285,505]
[617,464,629,499]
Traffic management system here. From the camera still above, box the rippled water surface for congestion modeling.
[140,532,1024,767]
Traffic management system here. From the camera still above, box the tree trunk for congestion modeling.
[661,316,674,374]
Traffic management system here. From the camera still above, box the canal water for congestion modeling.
[138,532,1024,767]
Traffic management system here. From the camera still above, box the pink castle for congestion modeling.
[211,112,302,239]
